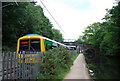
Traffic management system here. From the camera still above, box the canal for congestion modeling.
[87,56,120,79]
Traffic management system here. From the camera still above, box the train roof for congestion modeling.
[19,34,68,47]
[25,34,43,37]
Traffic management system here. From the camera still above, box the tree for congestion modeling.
[51,28,64,42]
[100,1,120,56]
[2,2,64,50]
[78,1,120,56]
[76,36,84,44]
[81,22,103,47]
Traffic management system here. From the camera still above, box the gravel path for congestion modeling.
[63,53,91,79]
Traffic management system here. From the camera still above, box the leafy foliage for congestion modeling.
[52,28,64,42]
[88,57,119,79]
[77,1,120,56]
[2,2,63,50]
[38,47,73,79]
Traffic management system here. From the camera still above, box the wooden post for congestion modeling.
[22,51,25,79]
[10,52,12,79]
[2,52,4,79]
[13,52,15,79]
[6,53,9,79]
[15,52,17,79]
[30,53,32,79]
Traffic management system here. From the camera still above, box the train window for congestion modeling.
[19,39,40,52]
[30,39,40,51]
[46,44,52,51]
[20,39,29,51]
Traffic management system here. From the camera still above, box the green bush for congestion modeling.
[37,47,73,79]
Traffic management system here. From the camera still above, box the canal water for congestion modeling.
[88,56,120,79]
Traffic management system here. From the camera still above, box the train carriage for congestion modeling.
[16,34,68,63]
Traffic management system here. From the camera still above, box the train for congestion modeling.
[16,34,69,63]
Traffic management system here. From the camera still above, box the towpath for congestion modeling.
[63,53,91,80]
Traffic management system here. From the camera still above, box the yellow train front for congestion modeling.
[16,34,67,63]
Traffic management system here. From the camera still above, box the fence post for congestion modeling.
[24,52,27,79]
[12,52,15,79]
[2,52,4,79]
[29,53,31,79]
[6,53,9,79]
[22,51,25,79]
[16,52,19,79]
[30,53,33,79]
[10,52,12,79]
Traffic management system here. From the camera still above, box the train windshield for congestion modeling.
[19,39,40,52]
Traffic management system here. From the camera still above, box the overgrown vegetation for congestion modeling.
[37,47,78,79]
[88,56,119,79]
[76,1,120,57]
[76,1,120,79]
[2,2,63,51]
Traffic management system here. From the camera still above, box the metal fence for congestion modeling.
[1,52,42,80]
[0,50,77,80]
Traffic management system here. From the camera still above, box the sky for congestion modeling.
[36,0,116,40]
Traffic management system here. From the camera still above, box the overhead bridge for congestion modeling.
[61,41,81,53]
